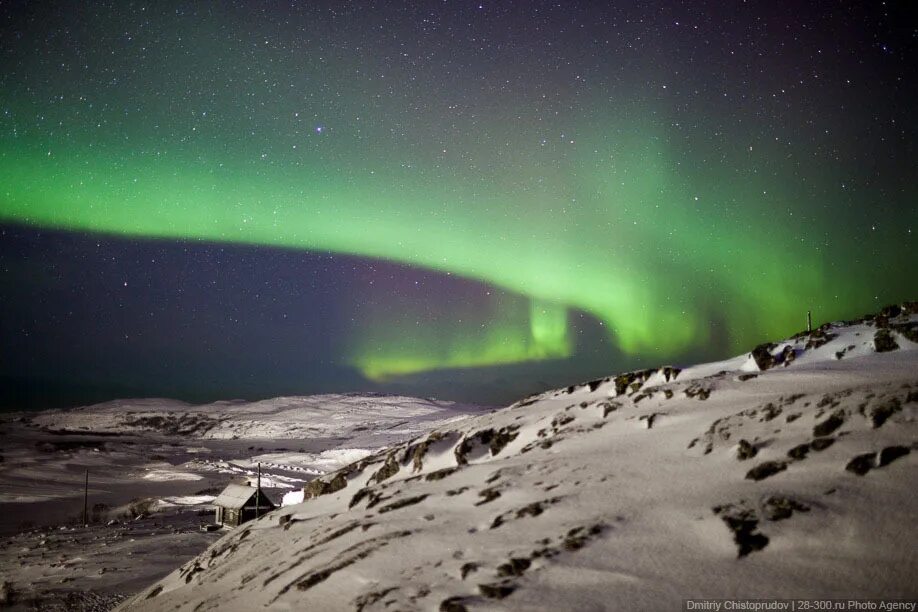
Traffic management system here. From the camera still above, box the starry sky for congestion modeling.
[1,1,915,410]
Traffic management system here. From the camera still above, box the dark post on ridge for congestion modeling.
[256,463,261,520]
[82,470,89,527]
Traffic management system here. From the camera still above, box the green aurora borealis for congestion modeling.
[1,2,915,395]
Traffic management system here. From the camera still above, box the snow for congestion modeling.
[119,309,918,611]
[24,393,490,443]
[154,495,216,510]
[281,489,305,507]
[0,393,490,607]
[238,448,379,474]
[142,470,203,482]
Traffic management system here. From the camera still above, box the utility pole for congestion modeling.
[807,310,812,333]
[82,470,89,527]
[255,463,261,520]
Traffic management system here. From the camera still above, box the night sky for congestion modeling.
[1,1,915,410]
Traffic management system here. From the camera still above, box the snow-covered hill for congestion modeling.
[27,393,487,444]
[122,305,918,611]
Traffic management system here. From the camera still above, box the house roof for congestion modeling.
[212,483,274,510]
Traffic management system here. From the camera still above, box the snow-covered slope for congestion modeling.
[121,305,918,611]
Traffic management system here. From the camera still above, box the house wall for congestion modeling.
[240,503,275,524]
[215,490,276,528]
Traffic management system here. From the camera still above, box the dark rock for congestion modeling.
[761,496,810,521]
[870,397,902,428]
[407,431,449,472]
[878,445,910,467]
[738,373,758,382]
[489,426,520,456]
[613,369,655,395]
[787,443,810,460]
[813,409,846,437]
[513,394,541,408]
[810,437,835,451]
[761,403,782,422]
[440,598,469,612]
[454,429,492,465]
[641,413,662,429]
[478,583,515,599]
[425,468,458,482]
[551,414,575,429]
[713,505,769,557]
[378,494,428,513]
[586,377,607,392]
[785,412,802,423]
[475,488,501,506]
[805,329,836,350]
[348,488,372,509]
[455,426,519,464]
[892,321,918,343]
[304,473,348,500]
[779,345,796,366]
[745,461,788,481]
[662,366,682,381]
[516,502,544,518]
[845,453,876,476]
[146,585,163,599]
[563,523,604,551]
[354,588,399,612]
[371,453,401,484]
[736,440,758,461]
[874,329,899,352]
[751,343,777,370]
[600,401,621,418]
[496,557,531,577]
[460,562,478,579]
[364,491,388,509]
[685,384,711,400]
[880,304,902,318]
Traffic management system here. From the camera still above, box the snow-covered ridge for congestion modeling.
[23,393,490,441]
[122,304,918,611]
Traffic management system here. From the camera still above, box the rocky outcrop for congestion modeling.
[874,329,899,352]
[303,473,348,500]
[751,343,777,370]
[745,461,788,481]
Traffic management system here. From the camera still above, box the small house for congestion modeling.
[212,483,276,528]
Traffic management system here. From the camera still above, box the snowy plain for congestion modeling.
[0,394,489,609]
